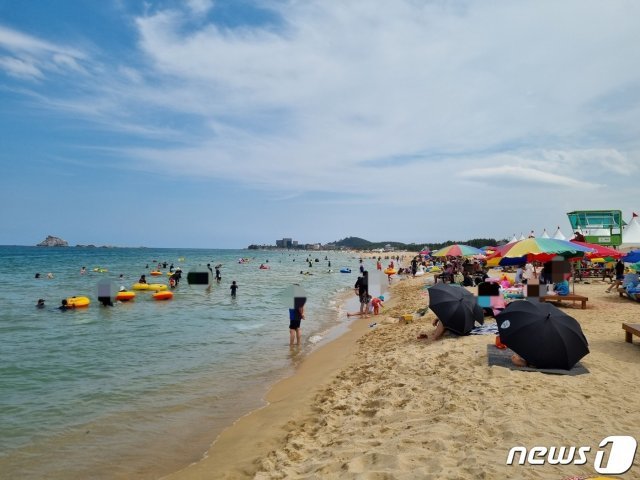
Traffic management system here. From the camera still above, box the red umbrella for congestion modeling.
[570,240,623,259]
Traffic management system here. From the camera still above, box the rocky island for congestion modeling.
[36,235,69,247]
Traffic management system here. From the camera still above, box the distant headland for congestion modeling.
[35,236,121,248]
[36,235,69,247]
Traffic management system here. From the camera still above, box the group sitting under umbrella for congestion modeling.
[421,237,594,370]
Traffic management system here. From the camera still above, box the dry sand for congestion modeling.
[166,273,640,480]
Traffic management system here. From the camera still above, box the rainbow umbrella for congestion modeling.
[489,238,595,264]
[432,244,484,257]
[570,241,623,259]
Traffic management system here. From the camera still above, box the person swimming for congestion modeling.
[36,299,45,308]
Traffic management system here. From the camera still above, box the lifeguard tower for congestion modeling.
[566,210,623,246]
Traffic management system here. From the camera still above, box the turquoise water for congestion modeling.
[0,246,386,480]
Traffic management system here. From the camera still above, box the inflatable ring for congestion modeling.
[66,296,90,308]
[116,291,135,302]
[153,291,173,300]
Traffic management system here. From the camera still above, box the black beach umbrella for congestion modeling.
[428,283,484,335]
[496,300,589,370]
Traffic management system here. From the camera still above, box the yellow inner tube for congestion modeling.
[116,291,135,301]
[152,291,173,300]
[66,296,90,308]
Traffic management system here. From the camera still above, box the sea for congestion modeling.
[0,246,392,480]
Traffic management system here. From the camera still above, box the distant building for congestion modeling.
[276,238,297,248]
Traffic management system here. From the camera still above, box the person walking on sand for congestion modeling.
[230,280,238,297]
[289,297,306,346]
[606,259,625,293]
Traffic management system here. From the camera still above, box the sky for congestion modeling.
[1,0,639,248]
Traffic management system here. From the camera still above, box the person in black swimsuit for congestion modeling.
[289,297,306,346]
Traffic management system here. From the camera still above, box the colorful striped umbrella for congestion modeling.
[570,241,623,259]
[489,238,595,264]
[432,244,484,257]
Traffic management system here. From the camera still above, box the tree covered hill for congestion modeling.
[327,236,503,252]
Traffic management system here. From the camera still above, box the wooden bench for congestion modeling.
[539,294,588,309]
[623,323,640,344]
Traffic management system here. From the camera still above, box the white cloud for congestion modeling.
[458,164,602,189]
[0,55,43,79]
[0,25,87,79]
[3,1,640,217]
[186,0,214,16]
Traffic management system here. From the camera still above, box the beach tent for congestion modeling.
[553,226,567,241]
[621,214,640,251]
[518,233,526,241]
[540,229,550,239]
[507,235,518,244]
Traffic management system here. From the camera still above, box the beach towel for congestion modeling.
[470,323,499,335]
[486,345,589,376]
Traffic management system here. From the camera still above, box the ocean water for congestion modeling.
[0,246,389,480]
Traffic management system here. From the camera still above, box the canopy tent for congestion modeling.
[621,214,640,251]
[553,226,567,240]
[507,235,518,244]
[540,229,550,239]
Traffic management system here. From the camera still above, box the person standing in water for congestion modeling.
[289,296,306,346]
[230,281,238,297]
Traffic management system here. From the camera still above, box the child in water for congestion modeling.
[230,281,238,297]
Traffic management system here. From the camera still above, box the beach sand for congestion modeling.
[165,273,640,479]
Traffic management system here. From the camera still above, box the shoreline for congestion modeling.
[166,272,640,479]
[162,269,416,479]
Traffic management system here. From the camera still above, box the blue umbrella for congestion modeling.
[623,250,640,263]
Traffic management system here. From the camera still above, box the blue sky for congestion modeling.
[1,0,639,248]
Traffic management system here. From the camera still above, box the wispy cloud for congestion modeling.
[458,164,602,189]
[0,55,43,79]
[0,25,88,80]
[2,1,639,210]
